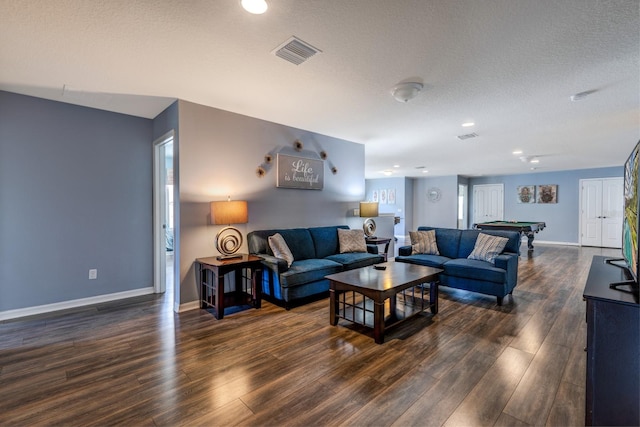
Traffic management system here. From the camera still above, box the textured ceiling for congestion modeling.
[1,0,639,178]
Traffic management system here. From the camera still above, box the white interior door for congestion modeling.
[580,178,623,248]
[473,184,504,225]
[581,180,602,246]
[602,178,623,248]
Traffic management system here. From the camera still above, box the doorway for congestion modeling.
[580,177,623,248]
[458,184,468,229]
[153,131,175,308]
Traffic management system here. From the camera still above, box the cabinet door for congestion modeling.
[585,298,640,426]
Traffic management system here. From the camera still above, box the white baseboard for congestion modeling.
[530,240,580,246]
[177,300,200,313]
[0,287,155,321]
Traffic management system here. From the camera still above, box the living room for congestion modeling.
[1,1,639,425]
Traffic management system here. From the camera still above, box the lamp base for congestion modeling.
[216,254,243,261]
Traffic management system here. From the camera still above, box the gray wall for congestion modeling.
[0,91,154,311]
[176,100,367,305]
[469,167,623,244]
[412,175,459,229]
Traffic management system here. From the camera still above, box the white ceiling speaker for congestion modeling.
[391,82,423,102]
[241,0,268,14]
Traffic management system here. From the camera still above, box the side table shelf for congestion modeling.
[196,254,263,320]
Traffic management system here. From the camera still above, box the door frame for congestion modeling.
[153,131,175,300]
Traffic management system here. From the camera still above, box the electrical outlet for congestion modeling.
[88,269,97,280]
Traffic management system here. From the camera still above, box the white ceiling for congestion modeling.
[1,0,639,179]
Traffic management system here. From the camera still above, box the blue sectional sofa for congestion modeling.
[396,226,521,305]
[247,225,384,308]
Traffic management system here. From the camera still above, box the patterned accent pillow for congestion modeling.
[268,233,294,268]
[338,228,367,253]
[468,233,509,264]
[409,230,439,255]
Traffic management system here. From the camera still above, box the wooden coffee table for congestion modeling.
[327,261,442,344]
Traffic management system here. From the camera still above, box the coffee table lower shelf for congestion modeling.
[327,262,442,344]
[332,288,436,342]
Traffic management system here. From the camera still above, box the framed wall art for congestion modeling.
[379,189,388,204]
[388,188,396,204]
[537,184,558,203]
[276,153,324,190]
[517,185,536,203]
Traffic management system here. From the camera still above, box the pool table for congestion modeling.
[474,221,546,251]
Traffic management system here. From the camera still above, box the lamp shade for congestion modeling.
[359,202,379,218]
[210,200,248,225]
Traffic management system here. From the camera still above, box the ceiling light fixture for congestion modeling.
[241,0,268,14]
[382,170,393,176]
[462,122,475,127]
[513,150,523,155]
[391,82,423,103]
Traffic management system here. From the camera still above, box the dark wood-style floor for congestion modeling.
[0,244,618,426]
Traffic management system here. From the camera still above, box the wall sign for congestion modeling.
[276,153,324,190]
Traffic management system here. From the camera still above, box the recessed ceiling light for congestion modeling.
[241,0,268,14]
[530,159,540,164]
[422,170,429,173]
[462,122,475,127]
[382,170,393,176]
[393,164,400,168]
[512,150,523,155]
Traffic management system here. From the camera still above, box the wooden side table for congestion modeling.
[365,237,392,261]
[196,254,263,320]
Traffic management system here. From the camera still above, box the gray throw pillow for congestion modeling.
[338,228,367,253]
[468,233,509,264]
[409,230,439,255]
[268,233,294,267]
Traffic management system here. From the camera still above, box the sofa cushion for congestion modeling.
[309,225,348,259]
[467,233,509,264]
[394,254,451,269]
[268,233,294,268]
[443,258,508,283]
[418,227,461,259]
[409,229,439,255]
[279,258,343,288]
[276,228,317,261]
[338,228,367,253]
[325,252,384,269]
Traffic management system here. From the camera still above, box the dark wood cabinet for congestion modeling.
[583,256,639,426]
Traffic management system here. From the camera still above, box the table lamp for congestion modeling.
[210,198,248,260]
[359,201,379,238]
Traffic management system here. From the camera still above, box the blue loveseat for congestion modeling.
[396,227,521,305]
[248,225,384,308]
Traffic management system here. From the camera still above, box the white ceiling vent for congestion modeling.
[457,132,479,140]
[272,36,322,65]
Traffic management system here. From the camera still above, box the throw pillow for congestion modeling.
[409,230,439,255]
[268,233,294,268]
[468,233,509,264]
[338,228,367,253]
